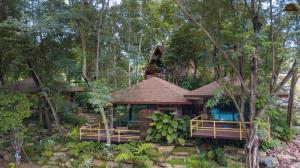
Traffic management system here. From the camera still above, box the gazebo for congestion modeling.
[112,77,192,136]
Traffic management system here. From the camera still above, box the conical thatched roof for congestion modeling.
[112,77,191,104]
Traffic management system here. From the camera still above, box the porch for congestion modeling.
[190,115,271,140]
[79,124,141,142]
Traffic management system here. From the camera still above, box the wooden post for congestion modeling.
[98,129,100,141]
[239,122,242,140]
[213,121,216,139]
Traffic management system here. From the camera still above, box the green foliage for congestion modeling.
[0,91,31,134]
[9,162,16,168]
[87,81,111,114]
[261,138,281,151]
[66,141,111,159]
[266,108,296,142]
[34,138,55,159]
[196,146,227,166]
[146,112,190,145]
[206,88,230,108]
[114,142,160,168]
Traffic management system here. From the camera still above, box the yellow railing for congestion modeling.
[190,115,270,140]
[80,124,140,142]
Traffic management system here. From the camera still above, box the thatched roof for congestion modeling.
[185,78,288,98]
[3,77,85,93]
[4,78,38,93]
[112,77,191,104]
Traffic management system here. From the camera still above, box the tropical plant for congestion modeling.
[0,92,31,134]
[196,146,227,166]
[114,142,160,168]
[146,111,190,145]
[87,81,112,145]
[266,108,296,141]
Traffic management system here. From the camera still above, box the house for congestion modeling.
[145,46,166,79]
[2,77,86,101]
[80,77,272,142]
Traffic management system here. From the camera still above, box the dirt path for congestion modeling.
[268,131,300,168]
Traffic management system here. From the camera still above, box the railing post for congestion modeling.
[98,129,101,141]
[213,121,216,139]
[239,122,242,140]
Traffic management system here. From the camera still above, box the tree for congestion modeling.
[0,92,31,133]
[87,81,112,145]
[174,0,298,167]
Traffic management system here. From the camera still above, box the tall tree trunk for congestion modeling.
[100,110,111,145]
[137,32,143,80]
[287,65,298,128]
[79,0,87,79]
[128,25,131,86]
[27,59,62,136]
[95,0,110,79]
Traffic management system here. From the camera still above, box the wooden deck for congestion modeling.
[80,124,141,142]
[190,115,270,140]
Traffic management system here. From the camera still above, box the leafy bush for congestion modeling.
[58,102,86,126]
[266,108,296,142]
[196,146,227,166]
[67,141,109,159]
[146,112,190,145]
[261,138,281,151]
[0,92,31,134]
[184,157,218,168]
[33,138,56,159]
[114,142,160,168]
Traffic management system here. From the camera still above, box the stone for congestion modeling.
[237,149,245,155]
[3,153,13,161]
[65,161,71,168]
[259,151,267,158]
[172,152,189,156]
[119,163,133,168]
[159,162,171,167]
[173,165,187,168]
[0,150,8,157]
[224,153,244,162]
[224,145,237,153]
[0,159,8,168]
[157,146,174,153]
[277,154,296,162]
[53,144,63,151]
[290,162,300,168]
[93,159,103,167]
[166,155,187,161]
[106,161,118,167]
[259,156,277,168]
[53,152,66,157]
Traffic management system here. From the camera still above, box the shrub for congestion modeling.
[66,141,106,158]
[266,108,296,142]
[146,112,190,145]
[196,146,227,166]
[261,138,281,151]
[58,103,86,126]
[114,142,160,168]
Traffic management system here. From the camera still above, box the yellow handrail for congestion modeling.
[190,118,270,140]
[79,125,141,142]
